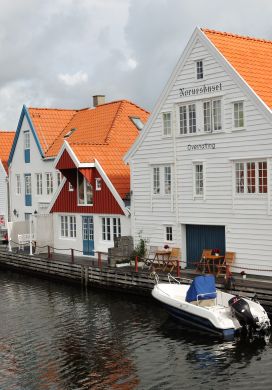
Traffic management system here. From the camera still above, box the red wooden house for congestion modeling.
[49,98,149,256]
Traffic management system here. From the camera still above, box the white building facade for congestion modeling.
[126,28,272,276]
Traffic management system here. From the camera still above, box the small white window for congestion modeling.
[165,226,173,242]
[130,117,144,130]
[164,166,171,194]
[203,99,222,132]
[25,175,32,195]
[234,102,244,128]
[68,182,74,191]
[196,60,203,79]
[153,167,160,194]
[162,112,172,136]
[102,217,121,241]
[153,165,172,196]
[16,175,21,195]
[24,131,30,149]
[194,163,204,197]
[36,173,42,195]
[179,104,196,134]
[60,215,76,238]
[95,178,102,191]
[46,172,53,195]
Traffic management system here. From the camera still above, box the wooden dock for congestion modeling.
[0,248,271,316]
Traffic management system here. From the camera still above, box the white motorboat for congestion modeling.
[152,274,270,338]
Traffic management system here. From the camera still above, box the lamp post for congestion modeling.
[29,210,37,256]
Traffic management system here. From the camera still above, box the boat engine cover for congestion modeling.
[228,296,257,329]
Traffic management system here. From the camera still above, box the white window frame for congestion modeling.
[165,226,173,242]
[101,217,121,241]
[24,130,30,150]
[162,112,172,136]
[36,173,42,195]
[152,165,172,196]
[179,103,197,135]
[234,160,267,195]
[196,60,204,80]
[60,215,76,238]
[77,172,93,206]
[46,172,53,195]
[203,99,222,133]
[233,101,245,129]
[193,162,205,199]
[25,174,32,195]
[95,178,102,191]
[16,174,21,195]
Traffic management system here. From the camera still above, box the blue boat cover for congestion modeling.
[186,275,217,302]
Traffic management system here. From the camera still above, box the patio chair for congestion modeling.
[193,249,212,273]
[216,251,235,277]
[142,245,158,270]
[163,247,181,273]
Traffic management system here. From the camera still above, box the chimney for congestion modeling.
[93,95,105,107]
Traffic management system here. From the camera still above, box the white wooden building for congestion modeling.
[125,27,272,276]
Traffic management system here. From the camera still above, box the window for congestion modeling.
[234,102,244,128]
[25,174,32,195]
[57,172,62,187]
[153,165,172,195]
[203,99,222,132]
[130,117,144,130]
[196,60,203,79]
[165,226,173,242]
[60,215,76,238]
[179,104,196,134]
[46,173,53,195]
[95,178,102,191]
[194,163,204,197]
[78,172,93,205]
[162,112,172,136]
[24,131,30,163]
[102,217,121,241]
[235,161,267,194]
[36,173,42,195]
[68,182,74,191]
[24,131,30,149]
[16,175,21,195]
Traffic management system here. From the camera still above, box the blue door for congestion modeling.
[186,224,225,268]
[82,216,94,256]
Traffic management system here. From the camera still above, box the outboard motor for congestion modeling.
[229,296,258,330]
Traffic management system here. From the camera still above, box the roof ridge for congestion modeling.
[202,28,272,44]
[0,130,15,133]
[29,107,79,112]
[104,101,123,143]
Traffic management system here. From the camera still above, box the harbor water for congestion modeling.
[0,269,271,390]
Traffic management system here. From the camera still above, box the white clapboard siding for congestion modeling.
[129,30,272,276]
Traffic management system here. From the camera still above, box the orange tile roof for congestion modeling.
[28,108,77,155]
[0,131,15,173]
[202,29,272,110]
[55,100,149,198]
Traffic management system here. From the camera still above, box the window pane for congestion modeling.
[203,101,211,132]
[259,161,267,193]
[236,163,244,193]
[153,167,160,194]
[195,164,203,195]
[179,106,187,134]
[106,218,111,240]
[247,162,256,193]
[78,173,85,204]
[213,100,222,131]
[86,180,93,204]
[196,60,203,79]
[164,166,171,194]
[234,102,244,128]
[188,104,196,133]
[163,112,171,136]
[166,226,173,241]
[102,218,106,240]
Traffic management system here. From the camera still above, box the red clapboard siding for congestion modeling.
[56,149,76,170]
[51,168,124,215]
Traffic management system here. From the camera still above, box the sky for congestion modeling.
[0,0,271,129]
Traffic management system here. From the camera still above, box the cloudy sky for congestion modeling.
[0,0,271,129]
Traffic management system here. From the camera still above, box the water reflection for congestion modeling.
[0,270,271,390]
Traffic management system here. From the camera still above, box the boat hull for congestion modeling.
[162,302,236,338]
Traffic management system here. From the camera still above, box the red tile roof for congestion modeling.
[0,131,15,173]
[54,100,149,198]
[28,108,77,155]
[202,29,272,110]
